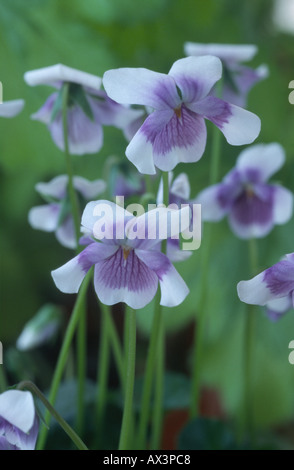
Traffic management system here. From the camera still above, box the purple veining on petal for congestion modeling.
[78,242,117,273]
[230,185,274,226]
[264,261,294,296]
[96,247,158,292]
[173,76,205,103]
[191,96,232,129]
[0,415,39,450]
[153,80,181,109]
[216,170,242,210]
[142,105,203,156]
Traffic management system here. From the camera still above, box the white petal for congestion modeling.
[237,272,274,306]
[272,185,293,224]
[35,175,68,199]
[73,176,106,199]
[159,263,189,307]
[0,390,35,433]
[0,100,25,118]
[196,185,227,221]
[184,42,257,63]
[24,64,101,90]
[236,143,285,181]
[126,129,156,175]
[28,205,60,231]
[266,295,292,313]
[51,256,86,293]
[218,104,261,145]
[170,173,191,200]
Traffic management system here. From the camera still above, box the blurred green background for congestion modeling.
[1,0,294,434]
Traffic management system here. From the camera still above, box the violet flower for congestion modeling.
[28,174,106,249]
[237,253,294,320]
[184,42,268,107]
[0,390,39,450]
[103,56,261,174]
[196,143,293,239]
[51,200,190,309]
[24,64,143,155]
[0,100,24,117]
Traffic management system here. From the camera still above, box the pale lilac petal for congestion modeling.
[0,99,25,118]
[24,64,102,90]
[196,184,229,221]
[228,186,275,239]
[236,143,285,182]
[184,42,257,63]
[266,295,292,321]
[168,56,222,102]
[35,174,68,199]
[170,173,191,200]
[28,204,60,231]
[190,96,261,145]
[73,176,106,199]
[103,67,180,110]
[136,250,189,307]
[0,391,35,433]
[51,242,118,293]
[55,216,76,249]
[272,185,293,225]
[82,200,133,240]
[93,248,158,309]
[31,93,57,124]
[237,272,273,306]
[263,260,294,297]
[166,238,192,263]
[0,436,16,450]
[128,107,207,173]
[49,105,103,155]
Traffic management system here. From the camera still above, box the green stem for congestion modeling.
[96,303,111,441]
[37,269,92,450]
[76,297,86,436]
[150,312,164,450]
[17,381,88,450]
[118,307,137,450]
[0,366,8,392]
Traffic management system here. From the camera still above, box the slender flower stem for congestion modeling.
[0,367,8,393]
[189,83,223,417]
[37,269,92,450]
[118,307,137,450]
[17,381,88,450]
[244,237,258,441]
[76,294,86,437]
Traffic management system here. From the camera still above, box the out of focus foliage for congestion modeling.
[1,0,294,433]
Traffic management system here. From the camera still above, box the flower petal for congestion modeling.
[170,173,191,200]
[24,64,102,90]
[266,295,292,321]
[28,204,60,232]
[236,143,285,182]
[184,42,257,63]
[168,55,222,102]
[237,272,273,306]
[272,185,293,225]
[190,96,261,145]
[93,248,159,309]
[103,67,180,110]
[49,104,104,155]
[136,249,189,307]
[0,99,25,118]
[0,390,35,433]
[35,175,68,199]
[73,176,106,199]
[31,93,57,124]
[51,243,118,293]
[196,184,229,221]
[55,216,77,249]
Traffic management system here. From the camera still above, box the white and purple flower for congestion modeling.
[237,253,294,321]
[0,390,39,450]
[184,43,268,107]
[28,174,106,249]
[24,64,143,155]
[51,200,190,309]
[196,143,293,239]
[103,56,261,174]
[0,99,24,118]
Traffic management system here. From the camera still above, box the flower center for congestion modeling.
[245,186,255,198]
[174,105,182,119]
[123,247,132,261]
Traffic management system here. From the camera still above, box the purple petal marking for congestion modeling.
[151,79,181,110]
[141,105,204,156]
[230,184,274,227]
[190,96,232,129]
[94,247,158,293]
[0,415,39,450]
[264,260,294,297]
[78,242,118,273]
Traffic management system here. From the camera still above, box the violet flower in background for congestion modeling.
[184,43,268,107]
[0,390,39,450]
[157,172,194,262]
[237,253,294,321]
[103,56,261,174]
[24,64,143,155]
[0,99,24,117]
[28,174,106,249]
[196,143,293,239]
[52,200,190,309]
